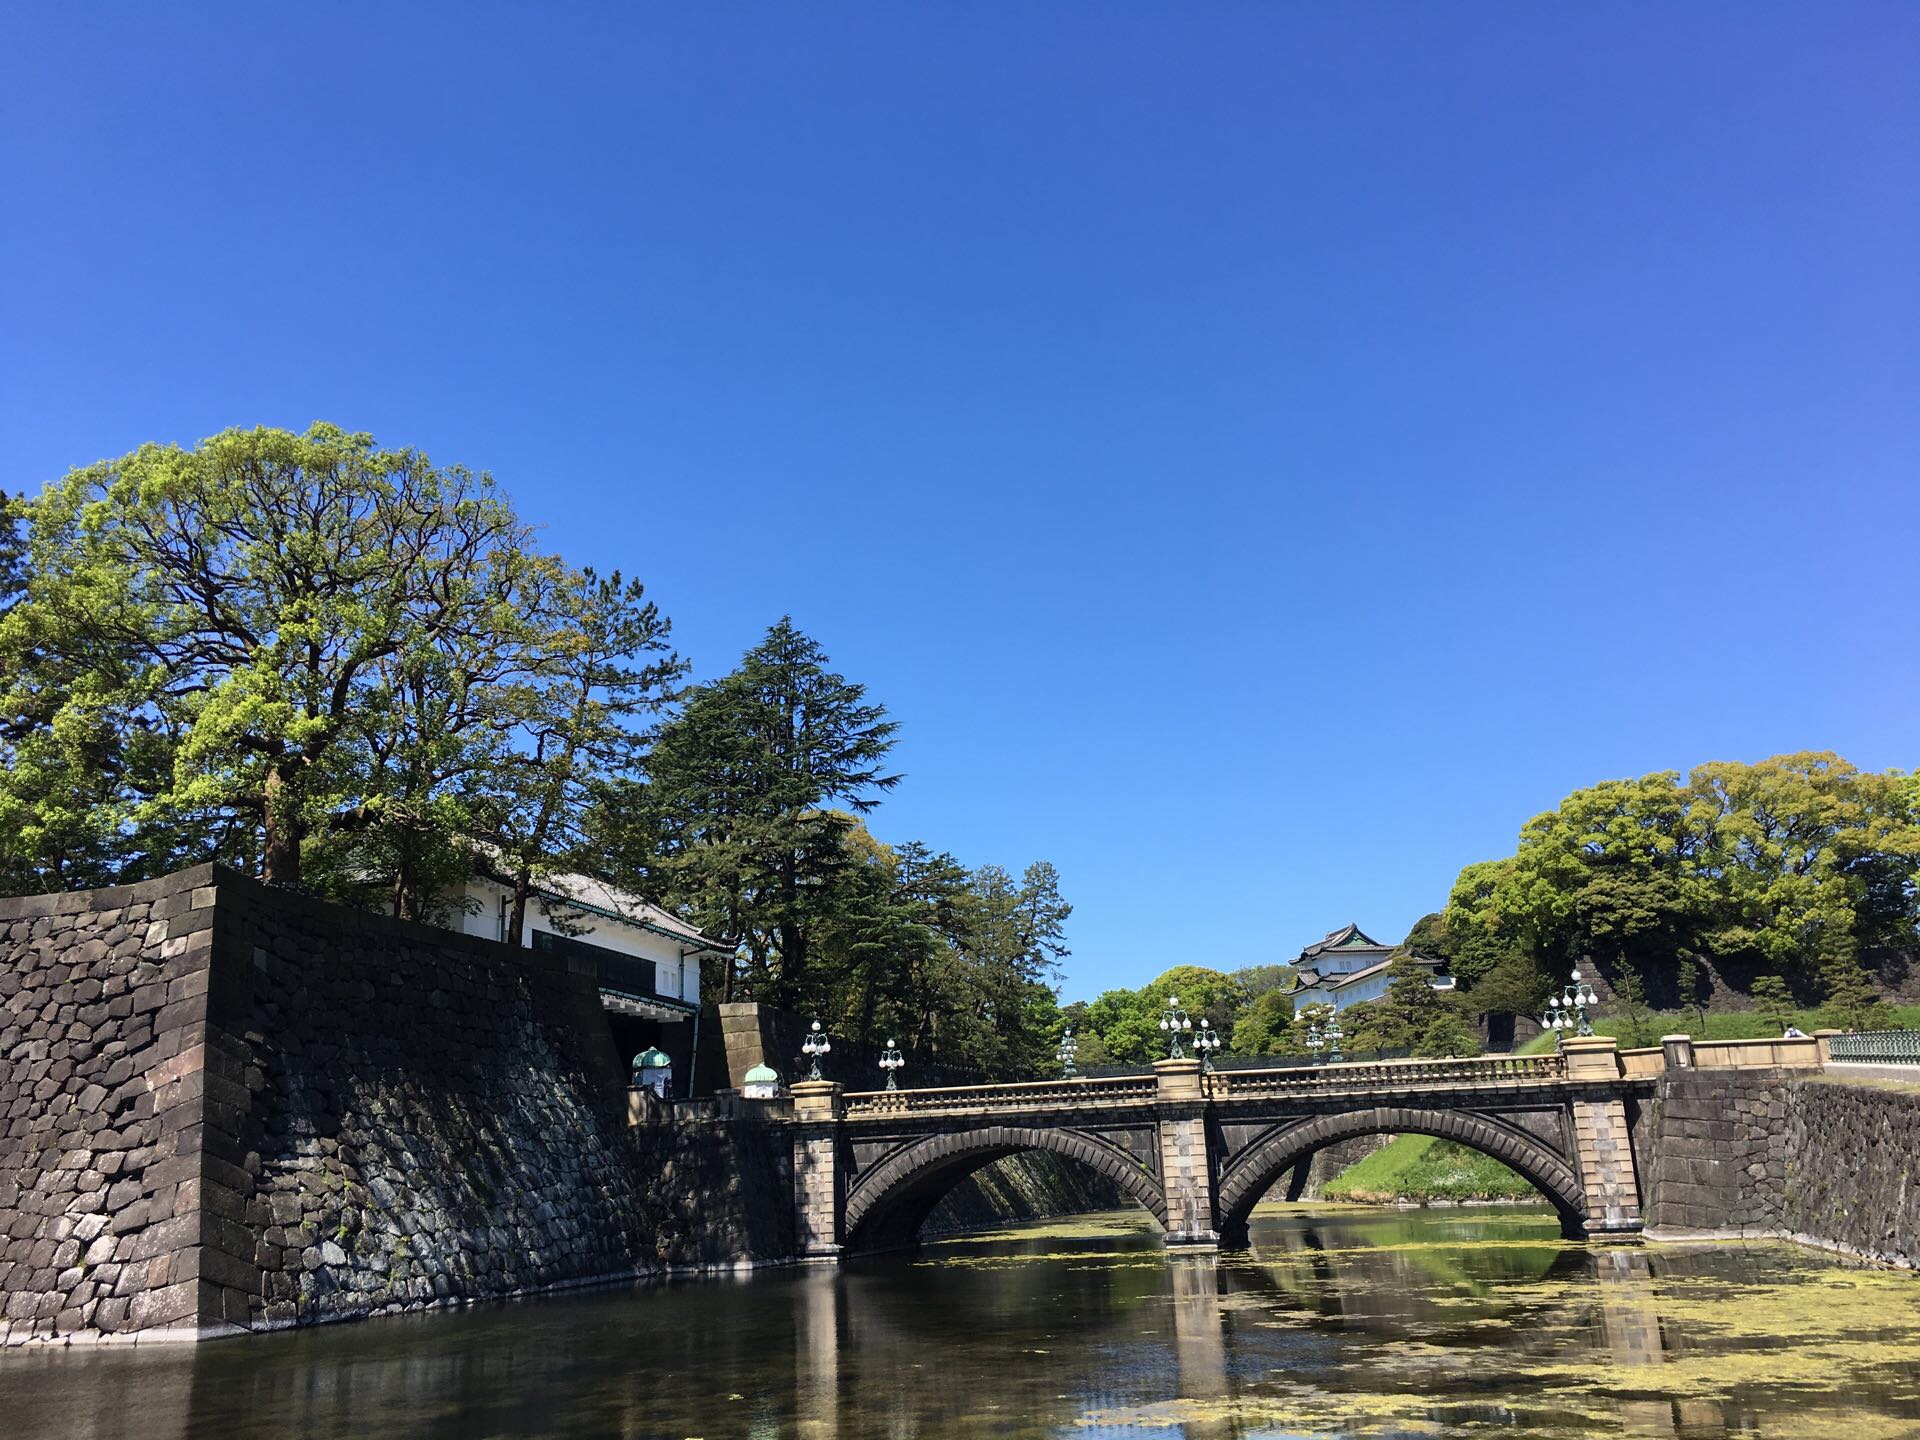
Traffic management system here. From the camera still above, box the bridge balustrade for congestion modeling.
[1827,1029,1920,1064]
[843,1073,1158,1118]
[843,1051,1569,1117]
[1207,1052,1567,1097]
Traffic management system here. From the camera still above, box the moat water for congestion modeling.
[6,1204,1920,1439]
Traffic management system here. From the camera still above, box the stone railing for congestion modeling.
[1206,1052,1568,1098]
[1827,1030,1920,1065]
[1619,1047,1666,1079]
[843,1073,1160,1119]
[841,1050,1599,1117]
[1681,1035,1824,1070]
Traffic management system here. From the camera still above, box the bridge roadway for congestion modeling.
[784,1036,1664,1258]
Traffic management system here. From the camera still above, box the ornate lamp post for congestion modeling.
[802,1019,832,1081]
[1193,1016,1221,1073]
[1159,995,1193,1059]
[1542,968,1599,1046]
[878,1038,905,1091]
[1057,1028,1079,1078]
[1306,1018,1324,1062]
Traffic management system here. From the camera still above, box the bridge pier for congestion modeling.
[1563,1037,1645,1234]
[791,1078,846,1263]
[1154,1058,1221,1253]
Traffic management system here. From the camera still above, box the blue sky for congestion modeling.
[5,5,1916,999]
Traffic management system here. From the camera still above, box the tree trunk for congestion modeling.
[392,833,421,921]
[506,866,533,948]
[778,918,807,1008]
[261,767,302,887]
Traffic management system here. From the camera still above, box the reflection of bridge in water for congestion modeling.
[788,1211,1714,1440]
[788,1039,1654,1258]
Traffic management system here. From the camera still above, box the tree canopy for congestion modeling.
[0,423,682,914]
[1433,754,1920,1016]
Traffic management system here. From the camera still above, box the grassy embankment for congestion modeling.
[1319,1134,1536,1203]
[1514,1003,1920,1055]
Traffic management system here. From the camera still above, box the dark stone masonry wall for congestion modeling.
[922,1149,1133,1236]
[0,867,225,1344]
[1781,1079,1920,1266]
[2,866,793,1346]
[1645,1067,1920,1267]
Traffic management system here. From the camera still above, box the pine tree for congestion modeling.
[628,618,899,1008]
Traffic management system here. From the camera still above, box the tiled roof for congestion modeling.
[469,859,732,955]
[1297,922,1387,962]
[1294,950,1445,994]
[534,873,733,953]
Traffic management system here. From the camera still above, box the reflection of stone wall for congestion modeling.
[2,866,794,1345]
[1646,1069,1920,1266]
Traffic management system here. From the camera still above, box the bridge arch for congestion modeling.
[1214,1106,1587,1242]
[842,1125,1167,1252]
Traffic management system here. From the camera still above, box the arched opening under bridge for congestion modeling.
[843,1125,1167,1254]
[1212,1107,1588,1246]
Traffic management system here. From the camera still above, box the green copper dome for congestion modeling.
[743,1063,779,1084]
[632,1047,673,1069]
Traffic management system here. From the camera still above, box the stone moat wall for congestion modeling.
[0,867,224,1343]
[1644,1067,1920,1267]
[1,867,793,1345]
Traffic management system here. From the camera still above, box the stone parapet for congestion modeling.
[1152,1057,1205,1102]
[1560,1034,1623,1082]
[790,1080,845,1122]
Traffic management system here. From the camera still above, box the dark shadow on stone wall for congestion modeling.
[920,1149,1135,1237]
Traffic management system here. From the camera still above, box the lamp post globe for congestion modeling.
[801,1019,832,1081]
[879,1038,905,1092]
[1161,995,1192,1060]
[1544,967,1599,1045]
[1057,1029,1079,1079]
[1193,1016,1221,1073]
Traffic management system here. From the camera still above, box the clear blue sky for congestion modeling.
[5,5,1916,1000]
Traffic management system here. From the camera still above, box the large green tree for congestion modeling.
[1080,965,1252,1065]
[947,860,1073,1075]
[1439,754,1920,1014]
[0,424,684,920]
[1230,987,1296,1055]
[0,424,547,890]
[481,569,683,943]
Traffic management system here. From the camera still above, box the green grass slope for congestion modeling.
[1320,1133,1536,1203]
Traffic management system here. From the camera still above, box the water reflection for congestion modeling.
[5,1205,1920,1438]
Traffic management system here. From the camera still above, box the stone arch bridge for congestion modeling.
[787,1037,1653,1257]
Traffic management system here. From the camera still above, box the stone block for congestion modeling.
[127,1277,213,1330]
